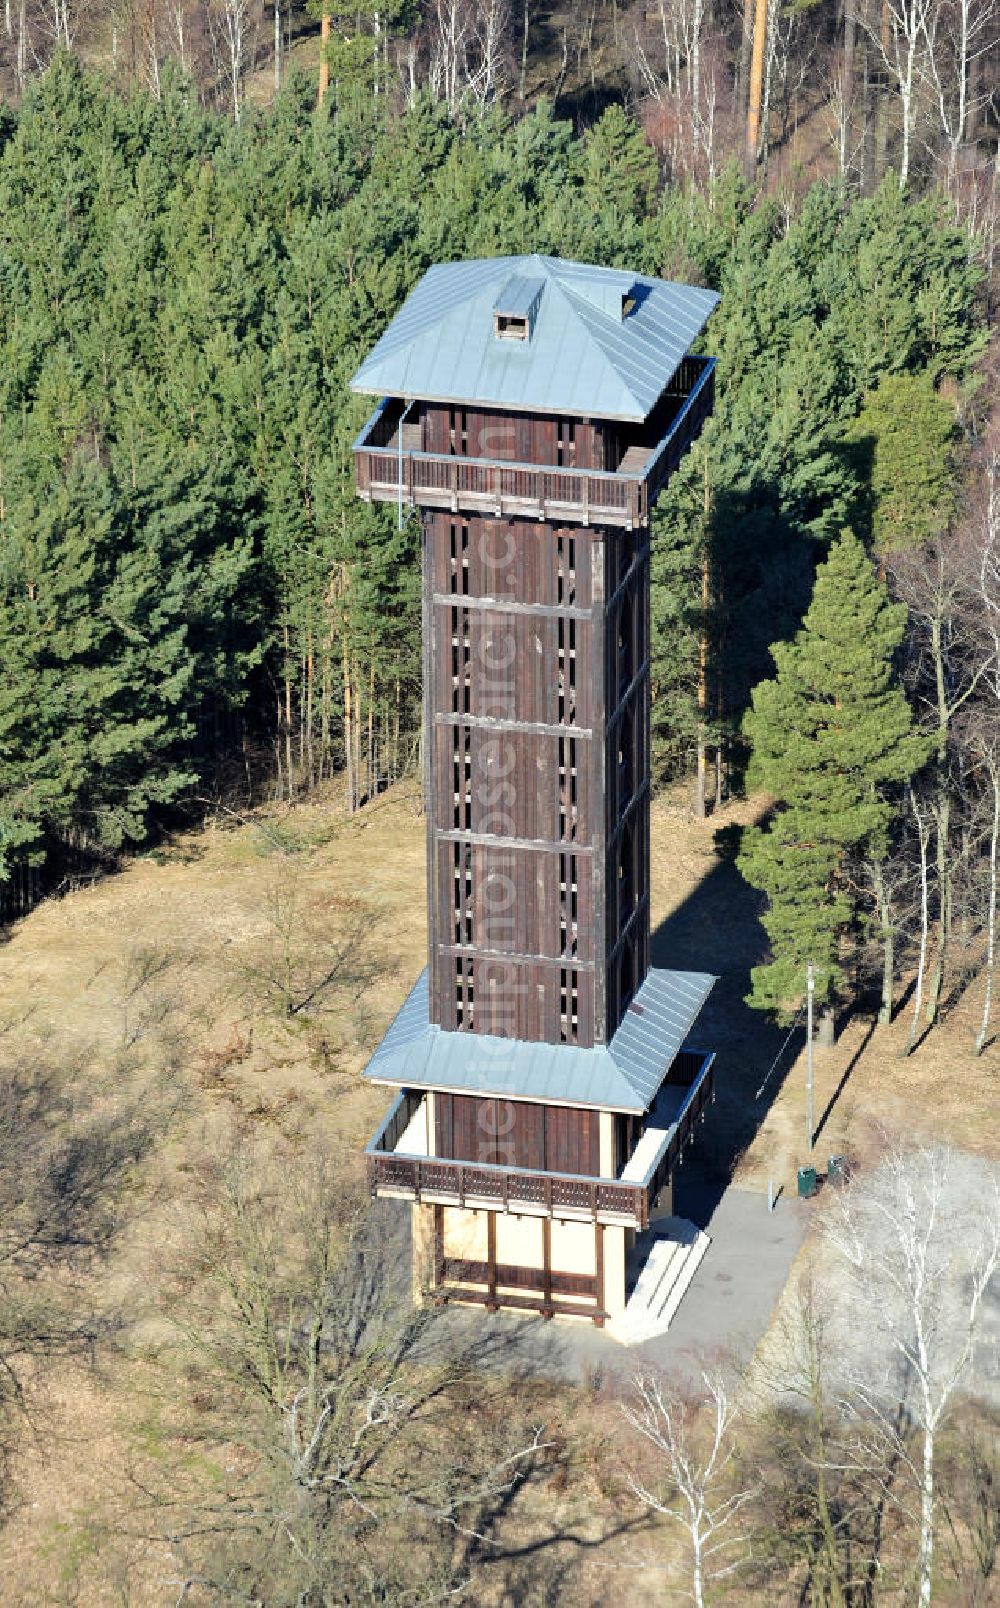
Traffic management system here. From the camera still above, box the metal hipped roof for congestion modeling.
[361,966,717,1114]
[350,254,719,425]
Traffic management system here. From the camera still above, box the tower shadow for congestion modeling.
[650,839,797,1227]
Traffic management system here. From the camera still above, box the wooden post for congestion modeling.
[542,1217,552,1317]
[487,1211,498,1310]
[433,1205,444,1290]
[594,1222,605,1327]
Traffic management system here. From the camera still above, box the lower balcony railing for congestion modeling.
[365,1049,715,1232]
[353,357,715,531]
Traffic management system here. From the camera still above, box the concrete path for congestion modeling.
[550,1184,811,1383]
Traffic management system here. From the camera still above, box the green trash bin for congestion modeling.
[797,1165,818,1199]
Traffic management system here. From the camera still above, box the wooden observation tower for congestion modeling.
[352,256,719,1327]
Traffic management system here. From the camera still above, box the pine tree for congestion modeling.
[738,531,926,1019]
[848,372,960,555]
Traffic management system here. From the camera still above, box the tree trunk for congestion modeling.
[872,858,894,1025]
[926,614,951,1024]
[904,795,931,1056]
[519,0,529,99]
[918,1418,935,1608]
[975,756,998,1056]
[695,467,711,820]
[274,0,280,91]
[318,11,331,105]
[283,624,294,801]
[745,0,769,173]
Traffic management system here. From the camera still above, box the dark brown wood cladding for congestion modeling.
[421,405,610,472]
[442,1259,598,1300]
[436,1094,600,1176]
[422,502,652,1049]
[427,516,594,611]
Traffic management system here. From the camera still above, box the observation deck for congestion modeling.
[353,356,715,531]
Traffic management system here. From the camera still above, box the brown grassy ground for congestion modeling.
[0,780,995,1602]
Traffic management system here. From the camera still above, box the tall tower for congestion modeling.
[353,257,719,1326]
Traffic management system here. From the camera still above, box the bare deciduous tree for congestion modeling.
[154,1135,562,1602]
[921,0,999,186]
[623,1370,754,1607]
[859,0,934,185]
[825,1142,1000,1608]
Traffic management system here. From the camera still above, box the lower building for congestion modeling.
[364,968,716,1325]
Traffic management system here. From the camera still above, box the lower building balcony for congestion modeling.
[365,1048,715,1233]
[353,357,715,531]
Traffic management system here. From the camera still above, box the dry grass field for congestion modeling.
[0,780,995,1602]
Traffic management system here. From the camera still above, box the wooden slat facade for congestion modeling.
[435,1093,600,1176]
[424,505,649,1048]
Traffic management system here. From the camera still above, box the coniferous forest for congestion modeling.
[1,26,997,1036]
[0,11,998,1605]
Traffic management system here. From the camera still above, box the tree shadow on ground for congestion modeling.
[650,835,800,1228]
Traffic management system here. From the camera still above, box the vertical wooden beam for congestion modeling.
[433,1205,444,1291]
[487,1211,498,1310]
[594,1222,605,1328]
[542,1216,552,1318]
[591,531,607,1044]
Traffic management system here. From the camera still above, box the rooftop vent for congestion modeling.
[493,274,544,341]
[560,267,640,322]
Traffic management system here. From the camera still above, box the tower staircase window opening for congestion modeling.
[557,615,578,725]
[453,840,474,946]
[455,956,475,1028]
[556,418,576,469]
[556,532,577,608]
[616,598,634,705]
[451,606,472,715]
[619,937,636,1016]
[617,705,635,807]
[559,966,580,1044]
[449,520,471,596]
[452,724,472,832]
[449,406,468,455]
[558,735,578,842]
[618,819,636,929]
[559,851,579,959]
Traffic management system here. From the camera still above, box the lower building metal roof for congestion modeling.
[361,966,716,1114]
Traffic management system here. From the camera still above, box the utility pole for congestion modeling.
[806,963,815,1151]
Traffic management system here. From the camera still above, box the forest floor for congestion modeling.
[0,779,995,1602]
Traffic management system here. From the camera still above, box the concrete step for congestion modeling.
[609,1218,710,1347]
[631,1236,686,1312]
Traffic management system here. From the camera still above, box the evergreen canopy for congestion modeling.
[738,531,927,1017]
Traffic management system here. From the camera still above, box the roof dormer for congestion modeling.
[492,274,545,341]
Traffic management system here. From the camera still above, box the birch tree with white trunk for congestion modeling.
[921,0,999,186]
[824,1143,1000,1608]
[623,1371,754,1607]
[972,444,1000,1055]
[859,0,935,184]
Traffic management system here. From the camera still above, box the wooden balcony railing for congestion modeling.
[353,357,715,531]
[365,1050,715,1232]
